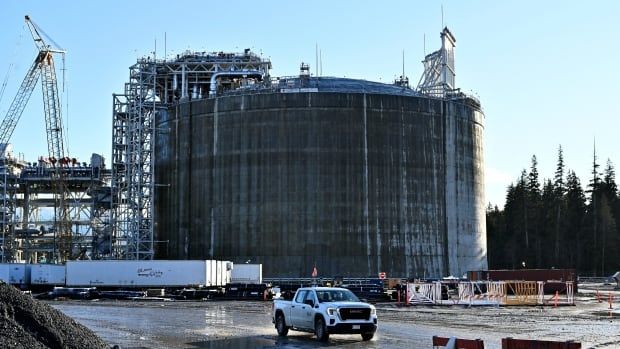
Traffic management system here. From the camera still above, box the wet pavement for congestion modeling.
[51,288,620,349]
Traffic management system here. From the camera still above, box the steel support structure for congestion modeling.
[111,50,271,260]
[111,59,157,260]
[9,163,111,262]
[0,158,21,262]
[417,27,457,97]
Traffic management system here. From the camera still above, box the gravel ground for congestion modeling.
[0,282,109,349]
[51,284,620,349]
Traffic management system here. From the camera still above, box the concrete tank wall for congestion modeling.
[154,92,486,278]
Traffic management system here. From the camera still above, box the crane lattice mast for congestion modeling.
[0,16,71,261]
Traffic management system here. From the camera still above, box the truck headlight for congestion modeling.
[327,307,337,316]
[370,308,376,316]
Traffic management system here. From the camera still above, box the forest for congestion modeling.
[486,146,620,276]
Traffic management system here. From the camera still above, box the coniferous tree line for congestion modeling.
[486,146,620,276]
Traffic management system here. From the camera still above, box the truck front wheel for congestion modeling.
[361,332,374,341]
[314,317,329,341]
[275,314,289,336]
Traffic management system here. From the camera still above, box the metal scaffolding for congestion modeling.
[0,150,23,262]
[111,50,271,260]
[417,27,457,97]
[0,151,110,262]
[111,60,158,260]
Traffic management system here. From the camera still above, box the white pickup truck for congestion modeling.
[272,286,377,341]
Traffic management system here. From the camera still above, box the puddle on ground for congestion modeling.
[593,310,619,318]
[186,335,362,348]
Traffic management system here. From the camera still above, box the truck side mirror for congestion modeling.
[304,299,314,307]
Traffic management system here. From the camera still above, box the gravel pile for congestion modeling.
[0,282,110,349]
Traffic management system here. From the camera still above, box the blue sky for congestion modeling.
[0,1,618,208]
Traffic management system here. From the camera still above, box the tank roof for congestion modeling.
[223,76,423,98]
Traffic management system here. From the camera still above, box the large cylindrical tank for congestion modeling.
[154,80,486,278]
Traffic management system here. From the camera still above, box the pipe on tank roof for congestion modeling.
[209,71,264,98]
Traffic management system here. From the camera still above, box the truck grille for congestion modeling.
[339,307,370,320]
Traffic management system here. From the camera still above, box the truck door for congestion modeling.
[290,290,308,328]
[299,290,317,328]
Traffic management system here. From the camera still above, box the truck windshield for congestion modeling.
[316,289,360,303]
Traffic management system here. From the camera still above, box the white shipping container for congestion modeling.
[231,264,262,284]
[0,264,10,283]
[217,261,224,286]
[30,264,66,285]
[224,261,232,285]
[66,260,230,287]
[206,260,217,286]
[216,260,233,286]
[202,260,230,286]
[8,263,30,285]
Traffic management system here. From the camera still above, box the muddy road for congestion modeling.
[51,291,620,349]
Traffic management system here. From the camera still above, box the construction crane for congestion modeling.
[0,15,70,261]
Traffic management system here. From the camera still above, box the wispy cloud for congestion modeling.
[485,167,516,208]
[485,167,514,185]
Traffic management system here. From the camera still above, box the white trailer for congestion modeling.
[0,264,9,284]
[66,260,232,288]
[205,260,231,287]
[30,264,66,285]
[223,260,233,285]
[231,264,263,284]
[0,263,31,285]
[10,263,30,285]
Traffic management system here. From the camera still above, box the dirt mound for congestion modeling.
[0,282,110,349]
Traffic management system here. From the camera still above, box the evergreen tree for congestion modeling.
[585,146,602,274]
[603,160,618,198]
[554,145,565,193]
[541,179,557,267]
[565,171,586,270]
[601,160,619,274]
[527,156,543,267]
[598,195,617,275]
[504,175,528,269]
[486,204,506,269]
[552,146,567,267]
[484,149,615,275]
[528,155,541,198]
[502,184,516,268]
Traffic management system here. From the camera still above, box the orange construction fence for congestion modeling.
[501,337,581,349]
[432,335,485,349]
[432,336,581,349]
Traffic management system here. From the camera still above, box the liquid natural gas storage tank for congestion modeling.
[154,76,487,278]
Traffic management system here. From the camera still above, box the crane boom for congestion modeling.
[0,57,41,154]
[24,15,64,54]
[24,16,71,261]
[0,15,71,261]
[40,52,65,160]
[23,15,66,161]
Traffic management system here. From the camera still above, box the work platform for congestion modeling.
[0,152,111,263]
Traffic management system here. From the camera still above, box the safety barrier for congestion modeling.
[457,281,506,306]
[537,282,575,306]
[432,335,485,349]
[501,337,581,349]
[487,281,508,305]
[504,281,539,305]
[405,280,574,306]
[406,281,441,304]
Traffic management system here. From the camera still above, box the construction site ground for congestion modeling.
[50,282,620,349]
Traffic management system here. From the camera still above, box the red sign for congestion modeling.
[379,272,386,280]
